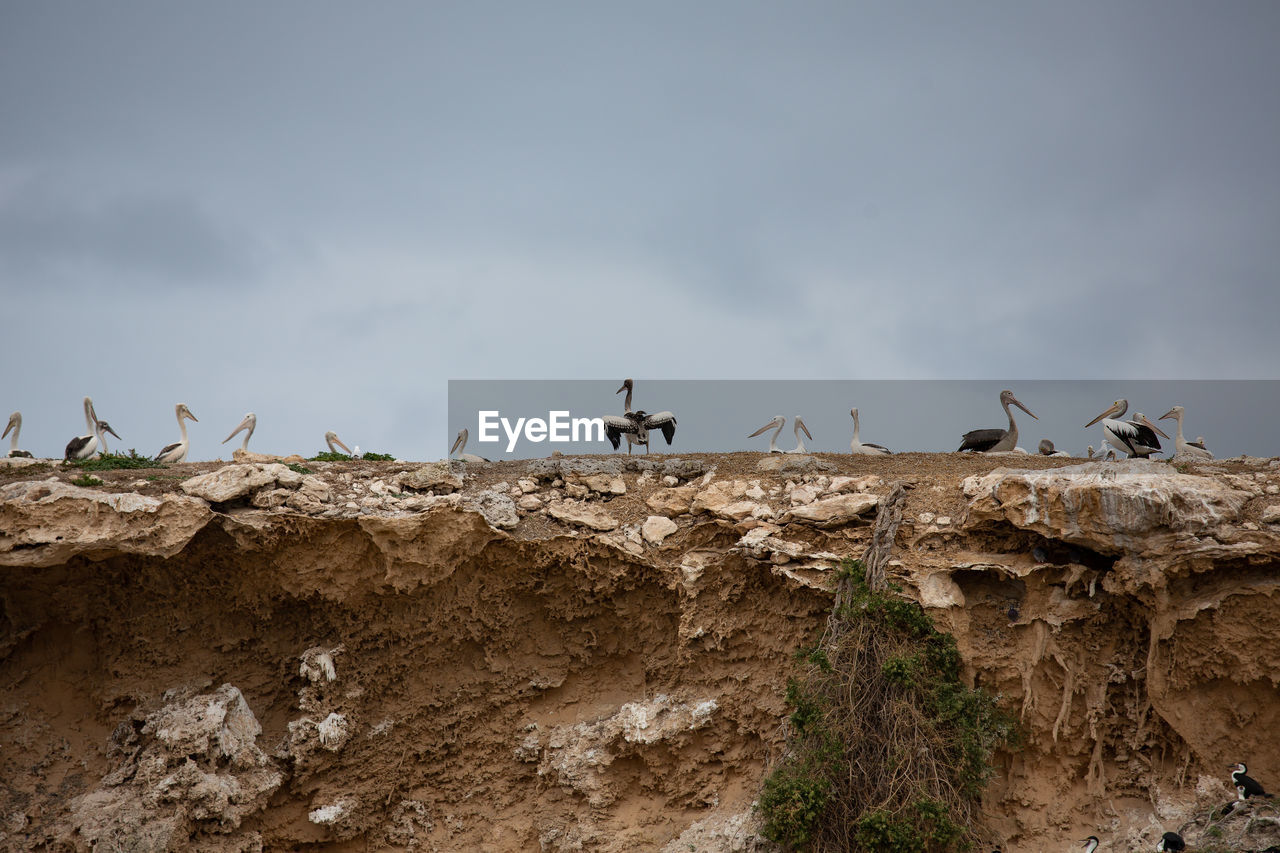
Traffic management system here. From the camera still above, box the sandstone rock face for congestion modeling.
[3,451,1279,853]
[547,499,619,531]
[780,492,879,527]
[0,479,213,567]
[395,462,464,494]
[641,516,678,545]
[963,462,1252,553]
[180,463,294,503]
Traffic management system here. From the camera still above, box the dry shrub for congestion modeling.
[759,560,1017,852]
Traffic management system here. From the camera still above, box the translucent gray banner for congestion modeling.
[447,380,1278,460]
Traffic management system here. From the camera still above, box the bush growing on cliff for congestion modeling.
[759,559,1017,852]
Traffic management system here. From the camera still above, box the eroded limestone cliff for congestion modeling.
[1,452,1277,851]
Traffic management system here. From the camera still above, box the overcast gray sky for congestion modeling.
[2,3,1278,460]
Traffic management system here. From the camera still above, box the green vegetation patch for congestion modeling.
[71,474,104,487]
[307,450,395,462]
[758,559,1018,852]
[69,450,161,471]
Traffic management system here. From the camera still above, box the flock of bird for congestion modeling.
[442,381,1211,462]
[2,385,1218,463]
[1,397,363,463]
[1046,762,1275,851]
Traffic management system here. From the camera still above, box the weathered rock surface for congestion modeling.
[180,463,298,502]
[0,479,213,566]
[780,492,880,527]
[395,462,464,493]
[546,499,620,531]
[641,515,678,545]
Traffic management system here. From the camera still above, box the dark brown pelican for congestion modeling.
[849,408,890,455]
[4,412,32,458]
[155,403,198,463]
[959,390,1037,452]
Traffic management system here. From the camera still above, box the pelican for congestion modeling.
[450,428,489,463]
[603,410,678,454]
[1037,439,1069,457]
[64,396,101,460]
[155,403,198,463]
[94,420,121,456]
[958,390,1037,452]
[1159,405,1213,460]
[613,378,677,454]
[1084,400,1168,459]
[4,412,32,458]
[748,415,812,454]
[849,408,890,455]
[222,412,257,451]
[325,431,353,456]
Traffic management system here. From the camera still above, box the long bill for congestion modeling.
[1085,401,1123,428]
[1135,414,1170,439]
[223,415,254,444]
[1010,396,1038,420]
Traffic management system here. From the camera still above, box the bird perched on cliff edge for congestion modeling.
[1231,762,1274,799]
[1081,836,1100,852]
[1157,831,1185,851]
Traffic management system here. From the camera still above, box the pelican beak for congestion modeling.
[1158,408,1176,421]
[222,415,252,444]
[450,432,464,455]
[1085,402,1119,428]
[2,419,13,440]
[748,420,775,438]
[104,423,121,440]
[616,383,628,394]
[188,410,199,423]
[798,418,812,440]
[332,437,352,455]
[1138,415,1170,439]
[1012,397,1038,420]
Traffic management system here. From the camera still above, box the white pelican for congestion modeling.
[4,412,32,458]
[613,378,677,454]
[1085,400,1167,458]
[64,396,101,460]
[325,431,353,456]
[1037,439,1069,457]
[748,415,812,454]
[958,389,1037,452]
[351,445,364,460]
[450,428,489,463]
[1159,405,1213,460]
[94,420,121,456]
[849,408,890,455]
[222,412,257,451]
[155,403,198,463]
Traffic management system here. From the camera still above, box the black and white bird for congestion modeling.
[959,389,1037,452]
[849,408,890,455]
[1156,831,1185,851]
[610,378,676,454]
[155,403,198,463]
[4,412,33,458]
[1082,835,1100,852]
[450,427,490,463]
[64,396,102,460]
[1038,439,1069,457]
[604,410,677,453]
[749,415,812,454]
[222,412,257,452]
[1231,762,1274,799]
[1085,400,1168,458]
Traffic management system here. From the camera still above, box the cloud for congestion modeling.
[0,176,263,289]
